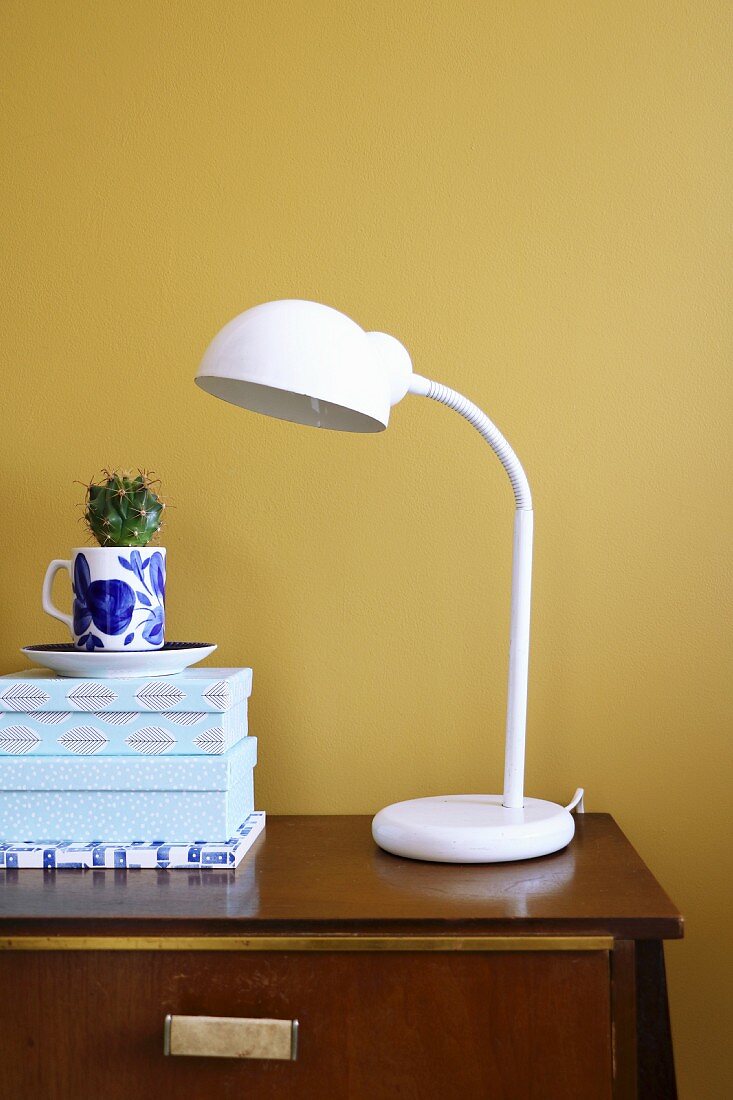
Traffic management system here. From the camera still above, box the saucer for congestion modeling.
[21,642,217,679]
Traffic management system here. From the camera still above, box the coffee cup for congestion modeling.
[42,547,166,651]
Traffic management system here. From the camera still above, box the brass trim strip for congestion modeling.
[0,934,613,953]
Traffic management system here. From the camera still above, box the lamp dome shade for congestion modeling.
[195,300,412,433]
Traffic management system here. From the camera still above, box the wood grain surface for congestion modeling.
[0,948,613,1100]
[0,814,682,940]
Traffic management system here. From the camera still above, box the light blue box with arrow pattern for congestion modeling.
[0,667,252,756]
[0,701,248,756]
[0,667,252,713]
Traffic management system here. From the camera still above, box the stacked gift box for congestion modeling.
[0,668,265,869]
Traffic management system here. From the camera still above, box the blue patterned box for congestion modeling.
[0,701,248,757]
[0,737,256,842]
[0,667,252,713]
[0,811,266,869]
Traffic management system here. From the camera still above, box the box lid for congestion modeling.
[0,736,256,792]
[0,668,252,713]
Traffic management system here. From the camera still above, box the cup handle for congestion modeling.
[42,560,74,634]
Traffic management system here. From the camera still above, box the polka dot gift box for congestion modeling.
[0,736,256,842]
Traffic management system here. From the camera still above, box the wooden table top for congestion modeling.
[0,813,682,939]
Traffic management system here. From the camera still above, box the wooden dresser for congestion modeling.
[0,813,682,1099]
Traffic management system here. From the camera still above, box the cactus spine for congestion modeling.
[82,469,165,547]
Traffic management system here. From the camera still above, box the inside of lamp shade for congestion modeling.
[195,376,385,433]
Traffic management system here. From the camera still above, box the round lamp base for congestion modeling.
[372,794,576,863]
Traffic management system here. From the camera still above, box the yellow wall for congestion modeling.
[1,2,730,1093]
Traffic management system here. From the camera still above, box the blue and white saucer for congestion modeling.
[21,642,217,679]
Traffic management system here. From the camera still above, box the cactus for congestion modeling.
[82,469,165,547]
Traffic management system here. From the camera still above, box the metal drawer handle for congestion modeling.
[163,1014,299,1061]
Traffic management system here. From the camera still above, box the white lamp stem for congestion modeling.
[408,374,534,808]
[503,507,533,807]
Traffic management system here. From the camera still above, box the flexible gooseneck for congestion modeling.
[409,374,533,809]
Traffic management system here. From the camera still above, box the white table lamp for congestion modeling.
[196,299,582,862]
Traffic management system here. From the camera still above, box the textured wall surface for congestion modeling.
[0,2,730,1093]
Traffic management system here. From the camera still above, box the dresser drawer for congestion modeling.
[0,945,612,1100]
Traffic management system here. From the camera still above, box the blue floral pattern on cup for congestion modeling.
[118,549,165,647]
[71,550,165,650]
